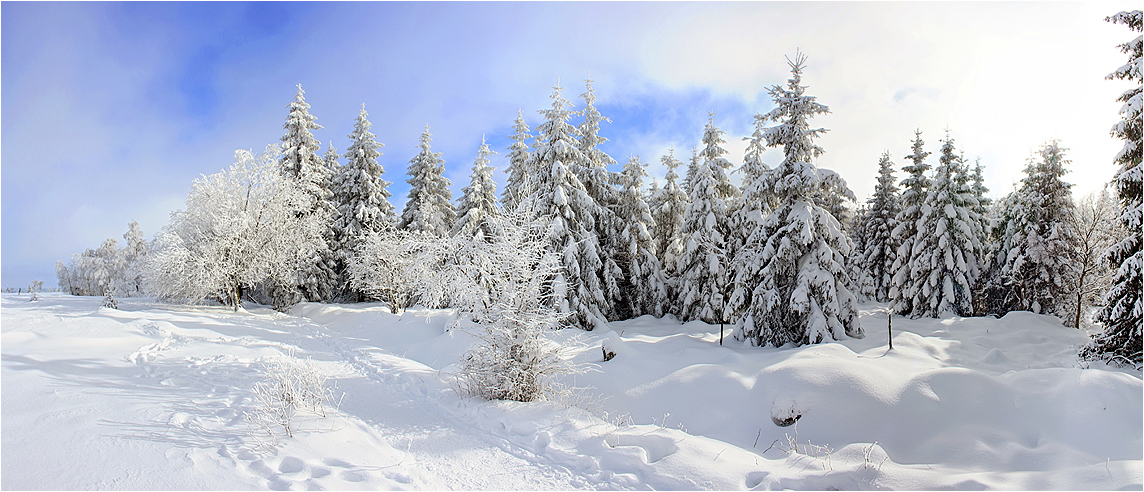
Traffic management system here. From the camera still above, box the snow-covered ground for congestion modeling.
[3,293,1140,490]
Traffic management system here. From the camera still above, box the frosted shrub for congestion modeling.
[347,229,430,313]
[452,211,579,402]
[246,355,333,440]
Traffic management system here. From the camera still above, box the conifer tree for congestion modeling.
[616,155,668,317]
[899,133,981,318]
[683,147,701,196]
[502,110,533,212]
[890,130,932,315]
[280,84,324,181]
[996,141,1078,318]
[576,76,624,318]
[275,84,337,305]
[399,125,456,236]
[452,137,501,242]
[1084,10,1142,367]
[520,83,612,330]
[859,151,900,302]
[323,142,340,171]
[677,117,740,325]
[333,105,395,286]
[650,149,690,277]
[730,52,861,347]
[738,113,776,217]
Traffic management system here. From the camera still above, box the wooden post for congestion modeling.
[887,309,893,350]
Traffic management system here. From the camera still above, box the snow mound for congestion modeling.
[3,294,1140,490]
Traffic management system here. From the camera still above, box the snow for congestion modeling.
[4,293,1141,490]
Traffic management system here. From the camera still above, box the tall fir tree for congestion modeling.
[616,155,668,317]
[275,84,338,305]
[502,110,533,212]
[889,130,932,315]
[683,147,701,196]
[399,125,456,236]
[452,137,501,242]
[1084,10,1142,367]
[730,52,862,347]
[650,149,690,277]
[858,151,901,302]
[996,141,1078,318]
[280,84,324,181]
[323,142,340,172]
[677,117,740,325]
[898,133,981,318]
[519,83,612,330]
[576,76,624,319]
[333,105,395,295]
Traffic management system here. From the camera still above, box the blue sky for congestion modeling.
[1,1,1133,289]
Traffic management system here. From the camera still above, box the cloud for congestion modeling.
[2,1,1131,288]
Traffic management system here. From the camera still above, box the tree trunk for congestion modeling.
[232,283,243,312]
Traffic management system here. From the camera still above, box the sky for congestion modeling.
[1,1,1136,289]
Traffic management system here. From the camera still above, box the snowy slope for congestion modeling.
[3,293,1140,490]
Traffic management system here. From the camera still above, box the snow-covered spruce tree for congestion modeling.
[274,84,338,307]
[978,189,1019,316]
[146,145,326,311]
[728,113,773,278]
[332,105,395,300]
[683,147,701,196]
[576,77,624,320]
[1083,10,1142,367]
[398,125,456,236]
[519,83,611,330]
[849,204,873,300]
[650,149,690,291]
[677,117,740,325]
[616,155,668,317]
[323,142,339,171]
[889,130,932,315]
[899,134,981,318]
[996,140,1078,319]
[730,52,862,347]
[502,110,533,213]
[452,137,501,242]
[858,151,900,302]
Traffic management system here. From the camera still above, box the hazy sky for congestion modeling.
[1,1,1135,289]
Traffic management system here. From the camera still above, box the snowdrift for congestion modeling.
[3,293,1140,490]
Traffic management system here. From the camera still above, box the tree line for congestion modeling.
[57,11,1141,368]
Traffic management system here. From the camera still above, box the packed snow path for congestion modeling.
[1,295,604,490]
[3,293,1142,490]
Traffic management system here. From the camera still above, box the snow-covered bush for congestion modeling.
[145,145,326,311]
[346,229,432,314]
[453,210,578,402]
[246,355,334,440]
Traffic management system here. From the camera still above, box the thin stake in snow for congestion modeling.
[887,308,893,350]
